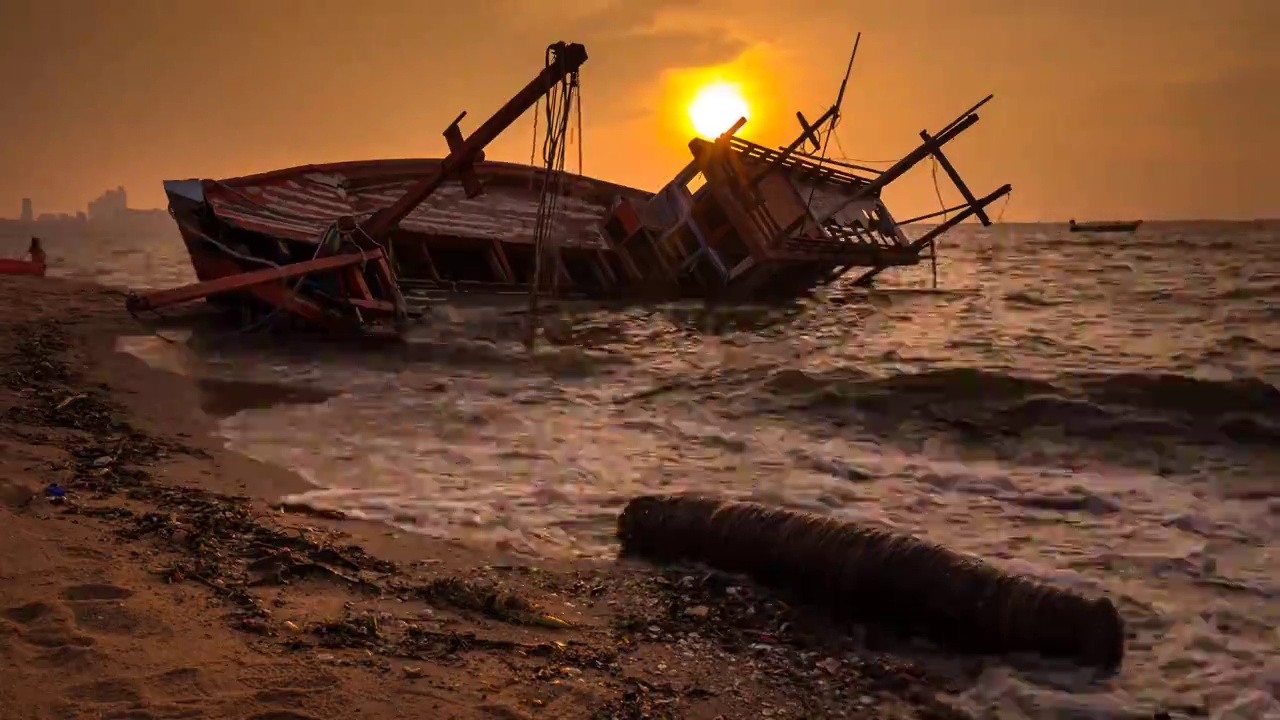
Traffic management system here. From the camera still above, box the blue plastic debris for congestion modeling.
[44,483,66,498]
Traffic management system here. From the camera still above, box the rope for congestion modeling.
[576,72,584,176]
[927,157,947,289]
[525,44,578,349]
[233,225,333,334]
[930,156,948,222]
[995,192,1013,222]
[529,98,540,169]
[803,35,859,217]
[169,210,278,270]
[803,115,838,216]
[832,132,897,165]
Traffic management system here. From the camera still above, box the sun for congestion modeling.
[688,82,750,139]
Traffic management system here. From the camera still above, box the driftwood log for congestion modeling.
[617,495,1124,671]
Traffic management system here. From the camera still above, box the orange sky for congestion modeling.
[1,0,1276,221]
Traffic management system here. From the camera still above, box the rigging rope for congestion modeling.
[803,113,839,216]
[803,35,860,218]
[995,191,1012,222]
[832,132,898,165]
[576,72,584,176]
[928,156,947,289]
[529,98,540,169]
[526,44,579,349]
[930,156,948,222]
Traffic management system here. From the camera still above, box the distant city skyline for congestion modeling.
[5,185,141,221]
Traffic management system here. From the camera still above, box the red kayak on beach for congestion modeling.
[0,258,47,277]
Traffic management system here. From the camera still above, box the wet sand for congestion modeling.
[0,276,976,719]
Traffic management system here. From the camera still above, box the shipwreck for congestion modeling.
[126,38,1010,337]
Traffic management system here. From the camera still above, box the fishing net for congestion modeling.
[617,495,1124,671]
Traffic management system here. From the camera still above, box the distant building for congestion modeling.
[19,198,32,223]
[87,186,128,222]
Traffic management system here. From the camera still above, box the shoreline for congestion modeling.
[0,276,970,720]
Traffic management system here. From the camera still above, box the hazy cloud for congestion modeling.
[1161,64,1280,160]
[489,0,752,121]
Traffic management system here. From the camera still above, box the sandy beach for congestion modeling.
[0,275,977,720]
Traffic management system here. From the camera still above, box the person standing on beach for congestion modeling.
[27,237,46,267]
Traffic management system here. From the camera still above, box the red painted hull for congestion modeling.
[0,259,46,277]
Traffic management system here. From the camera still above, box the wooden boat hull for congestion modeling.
[0,258,46,277]
[153,98,1010,330]
[137,43,1013,335]
[162,159,653,309]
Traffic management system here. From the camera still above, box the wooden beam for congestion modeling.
[491,239,516,283]
[348,297,398,314]
[357,42,589,241]
[850,183,1011,287]
[419,244,442,282]
[749,105,837,187]
[128,250,382,312]
[345,265,374,300]
[795,111,822,151]
[486,244,508,282]
[921,130,989,226]
[905,183,1010,252]
[444,111,486,199]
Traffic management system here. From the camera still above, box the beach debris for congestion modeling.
[276,501,347,520]
[238,617,273,636]
[530,614,573,629]
[311,612,383,648]
[617,495,1126,671]
[411,576,541,624]
[817,657,841,674]
[684,605,710,619]
[245,548,380,592]
[787,448,873,482]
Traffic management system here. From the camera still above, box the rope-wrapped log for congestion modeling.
[617,495,1124,671]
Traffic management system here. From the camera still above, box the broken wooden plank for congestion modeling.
[127,250,384,313]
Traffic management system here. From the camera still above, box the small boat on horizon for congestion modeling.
[1069,219,1142,233]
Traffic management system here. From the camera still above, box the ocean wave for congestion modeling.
[1080,372,1280,418]
[1003,290,1062,307]
[1213,283,1280,301]
[756,366,1280,445]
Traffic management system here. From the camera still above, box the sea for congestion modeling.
[3,220,1279,719]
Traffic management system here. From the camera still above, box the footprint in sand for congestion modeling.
[2,601,54,625]
[60,582,163,637]
[252,690,312,705]
[2,600,97,652]
[62,583,135,602]
[65,678,144,704]
[237,663,340,691]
